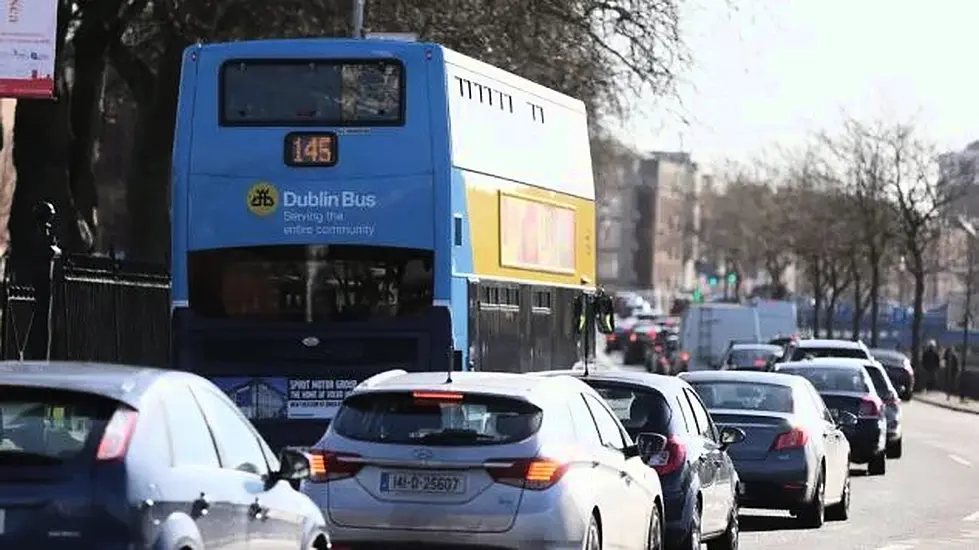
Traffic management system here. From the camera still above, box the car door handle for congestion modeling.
[250,499,270,520]
[192,492,210,517]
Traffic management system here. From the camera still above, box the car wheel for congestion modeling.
[706,496,739,550]
[647,505,663,550]
[584,514,601,550]
[868,451,887,475]
[680,504,701,550]
[886,439,903,459]
[797,468,825,528]
[825,469,850,521]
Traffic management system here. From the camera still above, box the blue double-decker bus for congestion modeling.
[170,39,602,449]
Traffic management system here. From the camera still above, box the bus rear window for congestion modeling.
[187,244,433,322]
[220,59,404,126]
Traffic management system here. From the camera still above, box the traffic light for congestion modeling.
[692,289,704,303]
[708,275,718,287]
[727,271,737,285]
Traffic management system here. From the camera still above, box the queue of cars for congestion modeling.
[0,336,909,549]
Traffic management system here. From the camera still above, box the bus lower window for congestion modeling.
[220,59,404,126]
[187,245,433,322]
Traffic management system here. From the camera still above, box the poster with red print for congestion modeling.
[0,0,56,98]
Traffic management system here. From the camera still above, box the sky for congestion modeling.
[613,0,979,166]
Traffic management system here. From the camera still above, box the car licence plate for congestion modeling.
[380,471,466,495]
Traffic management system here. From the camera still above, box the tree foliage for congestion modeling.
[2,0,690,269]
[702,117,962,355]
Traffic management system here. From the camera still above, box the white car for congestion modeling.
[302,370,666,550]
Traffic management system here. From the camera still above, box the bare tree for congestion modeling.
[883,121,962,374]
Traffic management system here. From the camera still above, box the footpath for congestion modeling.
[915,391,979,415]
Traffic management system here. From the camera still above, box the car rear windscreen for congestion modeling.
[691,382,794,413]
[864,367,896,399]
[790,347,868,361]
[589,384,672,436]
[332,391,542,446]
[0,387,116,464]
[728,349,777,367]
[779,367,869,393]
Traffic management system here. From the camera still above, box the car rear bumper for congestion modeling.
[321,501,587,550]
[731,456,815,509]
[844,422,886,462]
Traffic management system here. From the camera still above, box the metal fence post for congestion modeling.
[26,201,62,360]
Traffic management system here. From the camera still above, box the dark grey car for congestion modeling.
[0,361,329,550]
[681,370,854,528]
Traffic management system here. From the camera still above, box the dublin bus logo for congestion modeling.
[246,181,279,216]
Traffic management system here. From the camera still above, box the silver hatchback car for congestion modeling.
[301,370,666,550]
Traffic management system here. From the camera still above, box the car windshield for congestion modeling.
[588,384,672,437]
[0,387,115,463]
[779,367,870,393]
[332,391,543,446]
[790,347,868,361]
[690,382,794,413]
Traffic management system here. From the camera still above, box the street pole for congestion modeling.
[351,0,366,38]
[958,216,977,399]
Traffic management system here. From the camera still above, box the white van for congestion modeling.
[680,301,800,371]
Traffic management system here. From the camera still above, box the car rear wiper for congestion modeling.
[0,449,64,465]
[418,429,499,444]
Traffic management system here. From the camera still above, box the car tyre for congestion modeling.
[706,496,739,550]
[584,514,601,550]
[825,469,850,521]
[647,504,664,550]
[670,503,701,550]
[868,451,887,475]
[797,468,825,528]
[886,439,903,459]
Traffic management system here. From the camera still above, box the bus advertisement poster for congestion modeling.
[0,0,57,98]
[212,376,359,420]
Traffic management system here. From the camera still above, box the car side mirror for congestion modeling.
[275,447,312,481]
[833,410,858,428]
[636,432,668,463]
[719,426,745,448]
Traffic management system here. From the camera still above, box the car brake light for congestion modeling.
[606,334,616,341]
[95,407,139,461]
[654,345,663,352]
[859,396,882,418]
[485,457,568,490]
[753,359,767,367]
[629,333,637,342]
[412,391,463,401]
[648,436,686,475]
[772,427,808,451]
[308,450,364,483]
[679,351,690,362]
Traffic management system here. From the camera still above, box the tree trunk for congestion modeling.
[67,9,119,242]
[909,255,926,392]
[851,265,862,341]
[810,258,822,335]
[124,32,186,264]
[869,253,881,347]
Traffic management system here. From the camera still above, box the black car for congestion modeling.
[542,369,744,550]
[682,370,854,527]
[870,348,915,400]
[0,361,330,549]
[719,343,783,371]
[776,359,888,475]
[622,321,666,365]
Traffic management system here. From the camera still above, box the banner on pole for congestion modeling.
[0,0,57,98]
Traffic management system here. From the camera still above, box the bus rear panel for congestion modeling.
[170,40,450,449]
